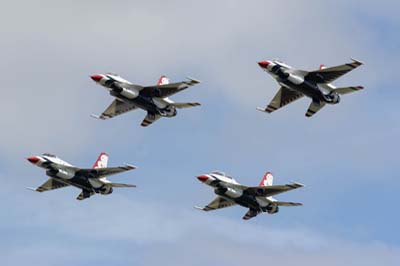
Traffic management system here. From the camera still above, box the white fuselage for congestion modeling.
[27,154,111,190]
[92,73,174,114]
[198,172,275,210]
[260,60,339,104]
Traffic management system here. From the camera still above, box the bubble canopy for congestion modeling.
[210,171,232,179]
[42,153,56,157]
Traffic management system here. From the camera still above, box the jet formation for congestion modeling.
[27,153,136,200]
[257,59,363,117]
[196,171,303,220]
[26,58,365,219]
[90,73,201,127]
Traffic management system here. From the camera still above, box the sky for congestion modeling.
[0,0,399,265]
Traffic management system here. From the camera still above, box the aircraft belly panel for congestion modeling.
[57,176,93,191]
[118,95,158,114]
[233,194,260,210]
[281,80,323,101]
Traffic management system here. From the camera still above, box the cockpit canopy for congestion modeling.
[211,171,233,179]
[42,153,56,158]
[106,72,119,77]
[272,59,291,69]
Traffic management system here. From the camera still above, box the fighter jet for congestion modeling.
[257,59,364,117]
[196,171,303,220]
[90,73,201,127]
[27,153,136,200]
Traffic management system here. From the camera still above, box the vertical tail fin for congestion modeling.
[93,152,109,169]
[319,64,327,70]
[157,75,170,86]
[259,172,274,187]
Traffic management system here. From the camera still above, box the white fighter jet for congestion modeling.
[196,171,303,220]
[90,73,201,127]
[27,153,136,200]
[257,59,364,117]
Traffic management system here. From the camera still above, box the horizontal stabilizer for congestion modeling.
[108,183,136,188]
[306,101,325,117]
[172,102,201,109]
[76,190,94,201]
[275,201,303,206]
[141,113,161,127]
[334,86,364,95]
[243,209,260,220]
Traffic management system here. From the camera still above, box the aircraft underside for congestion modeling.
[46,174,109,196]
[218,191,262,211]
[118,95,177,118]
[280,80,324,102]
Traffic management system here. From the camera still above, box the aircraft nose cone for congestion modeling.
[197,175,209,182]
[27,156,40,164]
[90,74,103,82]
[258,61,270,68]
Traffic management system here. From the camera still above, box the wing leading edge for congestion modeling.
[74,164,136,178]
[140,78,201,98]
[29,178,70,192]
[244,182,304,197]
[91,99,138,120]
[305,59,363,84]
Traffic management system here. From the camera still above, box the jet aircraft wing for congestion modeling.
[140,78,200,98]
[305,101,326,117]
[31,178,70,192]
[305,59,363,84]
[244,182,304,197]
[195,196,236,211]
[75,164,136,178]
[257,86,304,113]
[92,99,137,120]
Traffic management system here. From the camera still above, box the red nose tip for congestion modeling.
[27,157,40,164]
[90,74,103,82]
[258,61,270,68]
[197,175,208,182]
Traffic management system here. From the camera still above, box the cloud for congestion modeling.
[2,193,399,266]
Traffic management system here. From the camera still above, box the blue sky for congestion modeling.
[0,0,399,265]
